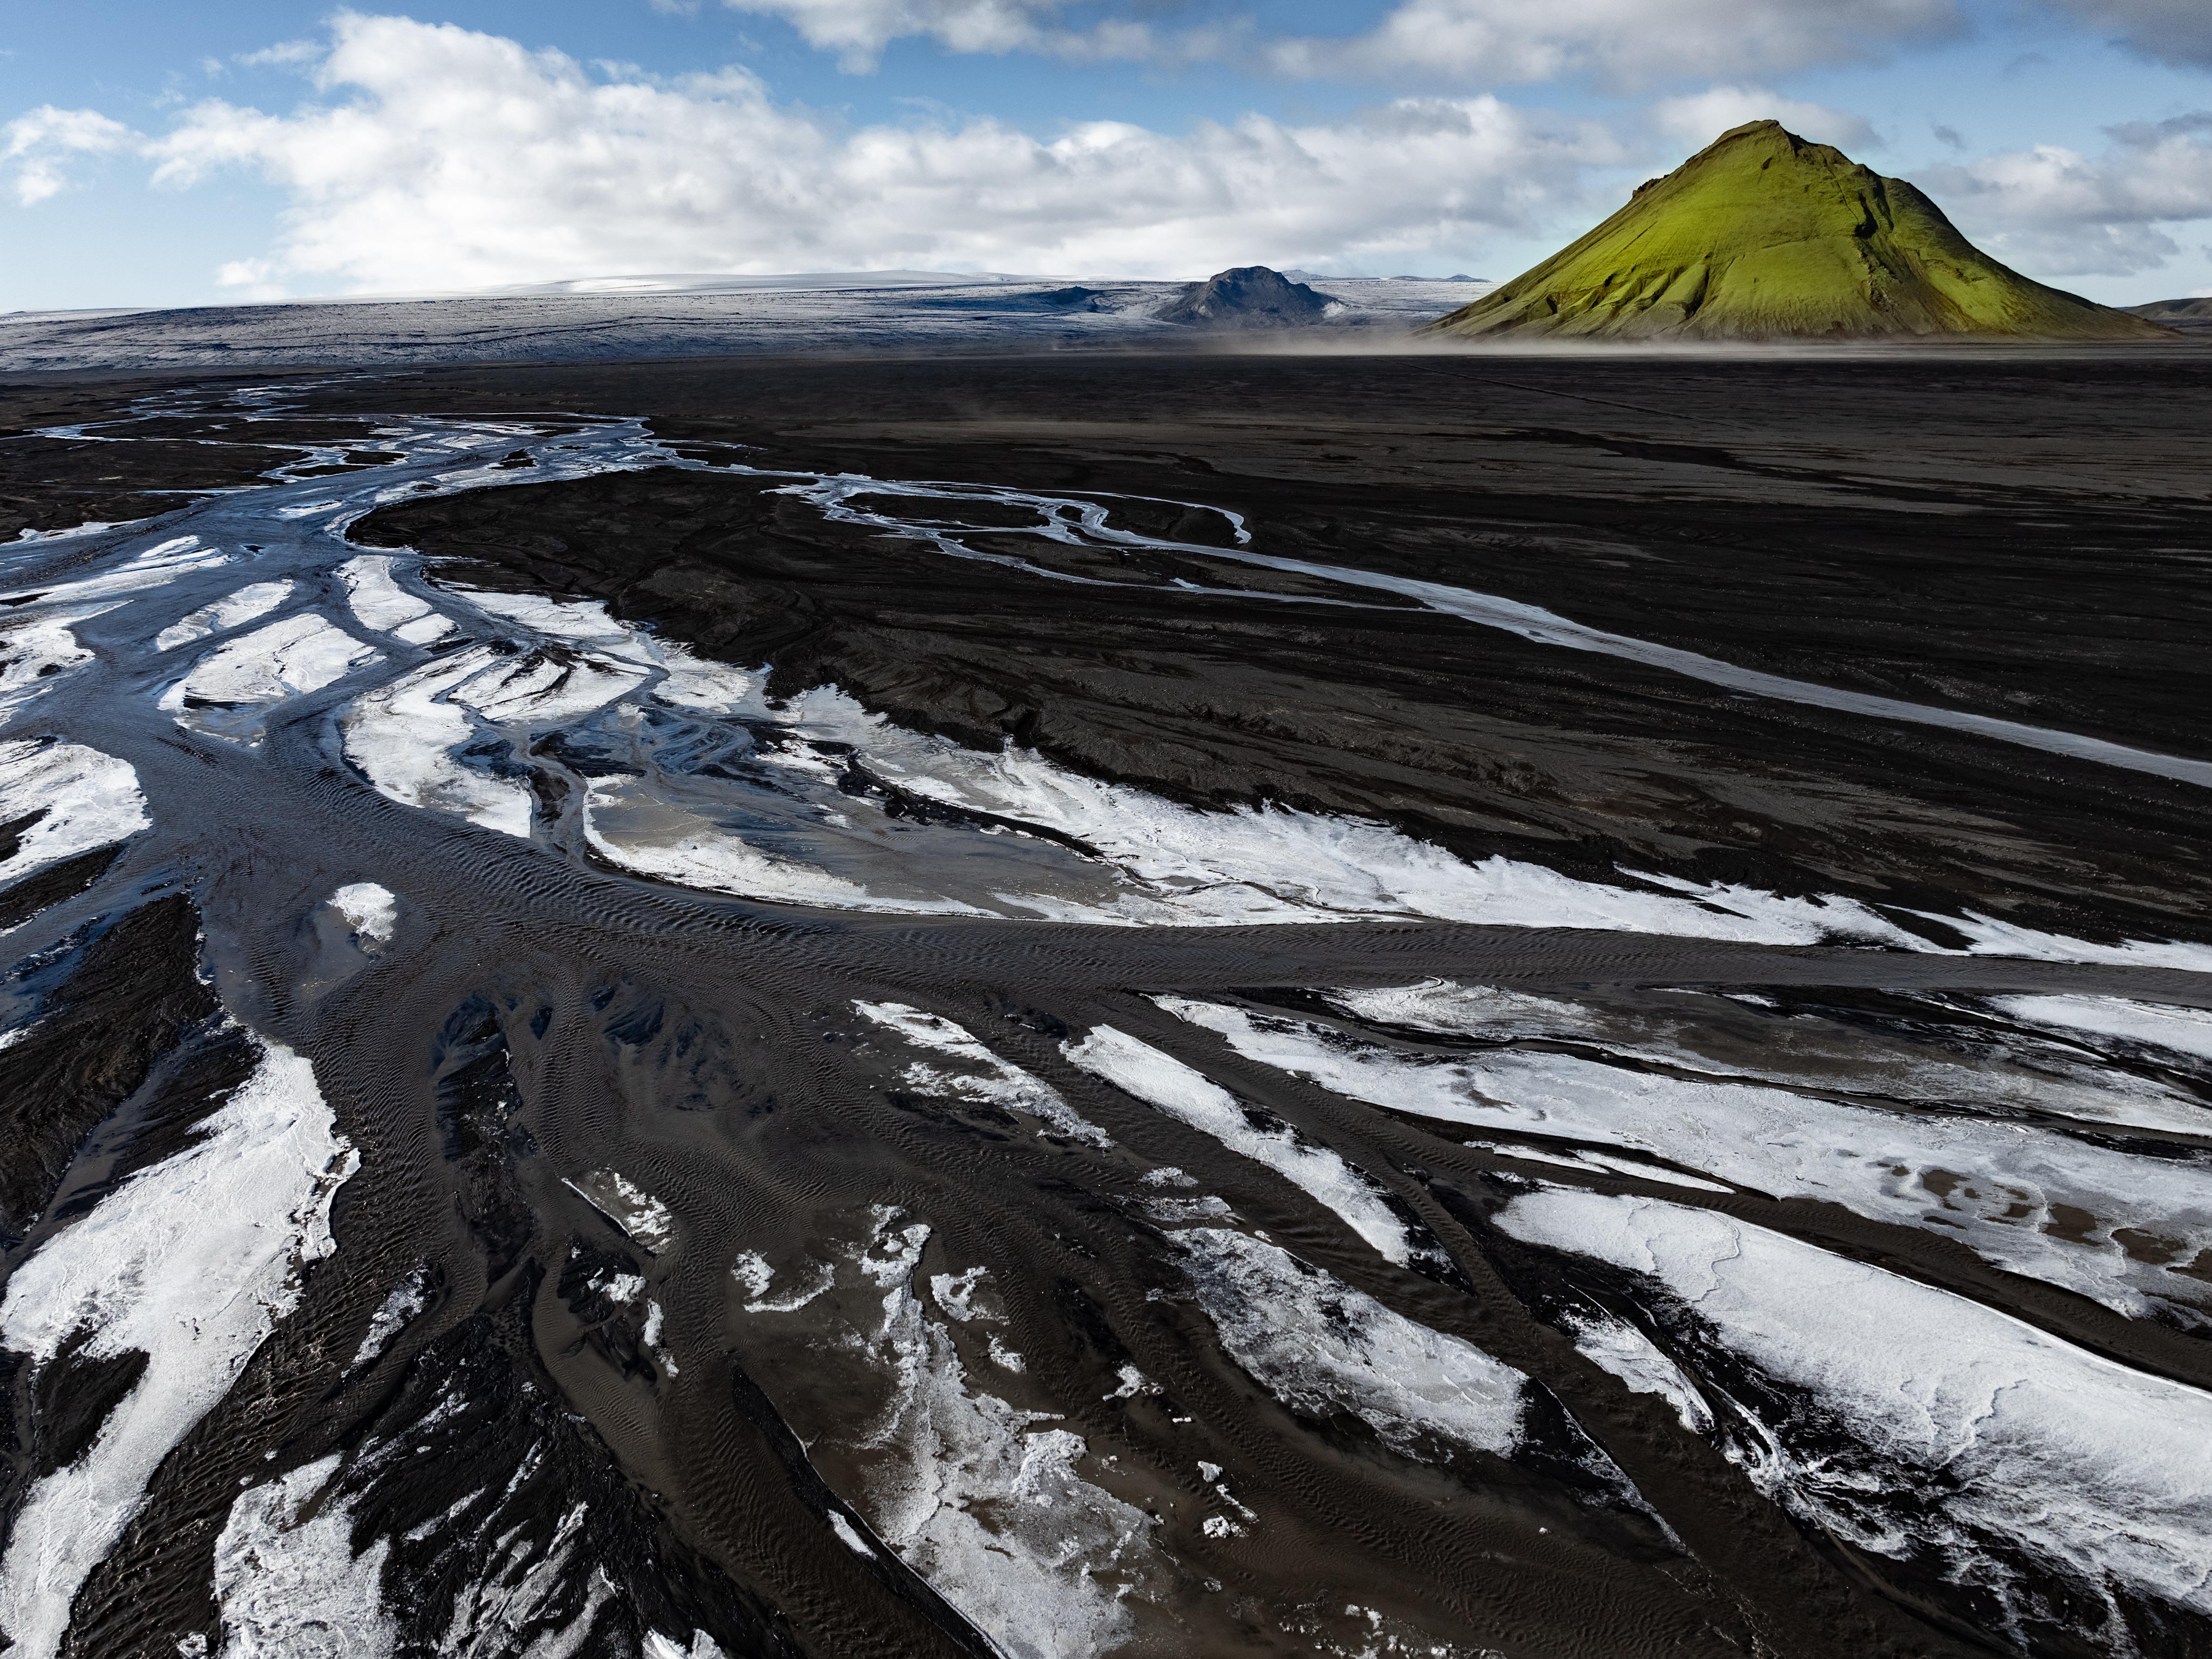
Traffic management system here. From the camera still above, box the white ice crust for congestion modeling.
[340,554,452,641]
[1559,1308,1713,1434]
[856,1001,1109,1145]
[564,1169,676,1255]
[1161,996,2212,1323]
[156,580,293,651]
[213,1455,396,1658]
[1177,1227,1525,1460]
[1495,1188,2212,1620]
[340,650,538,838]
[848,1208,1158,1659]
[348,1262,433,1372]
[0,1038,358,1659]
[1991,993,2212,1065]
[159,611,380,733]
[329,881,399,946]
[0,738,148,894]
[1062,1024,1413,1265]
[1331,978,2212,1137]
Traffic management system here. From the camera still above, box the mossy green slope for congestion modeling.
[1429,121,2170,342]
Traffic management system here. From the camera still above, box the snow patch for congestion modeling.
[329,882,397,947]
[564,1169,675,1255]
[347,1262,432,1372]
[159,612,380,737]
[1064,1024,1413,1265]
[1495,1188,2212,1625]
[1991,994,2212,1066]
[847,1208,1158,1659]
[156,581,293,651]
[339,554,451,641]
[1176,1227,1524,1461]
[0,738,148,892]
[0,1038,358,1659]
[1161,997,2212,1324]
[213,1455,395,1658]
[857,1001,1109,1145]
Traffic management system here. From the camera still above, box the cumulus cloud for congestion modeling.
[1,106,134,204]
[1,12,1620,293]
[718,0,1224,73]
[2047,0,2212,69]
[1924,116,2212,278]
[727,0,1962,85]
[1650,87,1877,152]
[1268,0,1962,88]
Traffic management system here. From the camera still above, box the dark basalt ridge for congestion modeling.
[1155,265,1336,328]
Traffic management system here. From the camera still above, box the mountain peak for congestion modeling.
[1428,123,2170,342]
[1155,266,1336,328]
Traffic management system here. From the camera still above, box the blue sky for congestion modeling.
[6,0,2210,310]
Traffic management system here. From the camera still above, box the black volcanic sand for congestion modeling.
[0,376,405,538]
[3,349,2211,1659]
[337,348,2212,948]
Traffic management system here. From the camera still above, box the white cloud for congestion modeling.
[1272,0,1962,88]
[1924,117,2212,278]
[1650,87,1877,152]
[718,0,1219,73]
[2047,0,2212,69]
[1,106,134,204]
[727,0,1961,85]
[5,13,1619,293]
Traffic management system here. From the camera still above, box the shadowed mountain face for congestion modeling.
[1154,266,1335,328]
[1429,121,2171,343]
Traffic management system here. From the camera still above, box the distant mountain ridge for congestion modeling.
[1427,122,2170,343]
[2129,296,2212,332]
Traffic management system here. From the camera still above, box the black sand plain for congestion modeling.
[3,345,2211,1659]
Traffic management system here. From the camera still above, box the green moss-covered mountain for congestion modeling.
[1428,121,2170,342]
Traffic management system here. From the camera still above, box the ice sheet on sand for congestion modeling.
[0,534,225,609]
[340,651,536,838]
[1063,1025,1413,1264]
[0,606,117,727]
[213,1455,395,1659]
[1160,996,2212,1322]
[339,554,451,641]
[731,1250,834,1313]
[1332,978,2212,1138]
[856,1001,1109,1145]
[642,1633,728,1659]
[0,738,148,890]
[348,1262,432,1372]
[1176,1227,1525,1460]
[156,580,293,650]
[580,775,990,915]
[749,684,1915,939]
[510,629,1915,936]
[564,1169,675,1254]
[452,589,755,714]
[1331,982,1606,1041]
[329,882,397,947]
[1462,1138,1732,1193]
[1559,1307,1713,1434]
[0,1038,357,1659]
[1991,994,2212,1066]
[1495,1188,2212,1624]
[849,1208,1160,1659]
[1916,909,2212,974]
[159,612,380,729]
